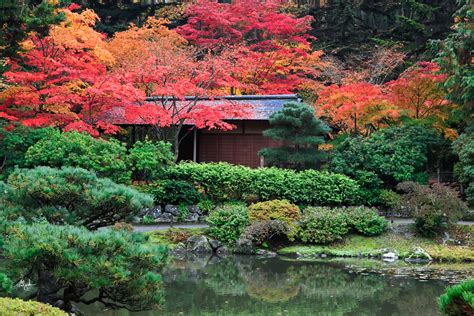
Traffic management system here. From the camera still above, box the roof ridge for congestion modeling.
[145,94,299,102]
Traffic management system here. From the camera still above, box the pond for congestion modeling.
[80,255,471,316]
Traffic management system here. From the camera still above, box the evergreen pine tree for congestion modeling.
[259,102,330,170]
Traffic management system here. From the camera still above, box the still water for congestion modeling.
[81,256,453,316]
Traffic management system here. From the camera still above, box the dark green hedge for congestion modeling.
[162,162,359,206]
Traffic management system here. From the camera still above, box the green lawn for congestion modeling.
[146,227,209,248]
[278,228,474,262]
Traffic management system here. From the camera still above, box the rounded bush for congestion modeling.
[397,181,467,237]
[127,140,174,181]
[297,207,349,244]
[346,207,387,236]
[25,130,131,183]
[0,298,67,315]
[207,203,249,244]
[248,200,301,222]
[438,279,474,315]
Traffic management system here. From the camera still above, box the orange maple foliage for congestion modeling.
[0,5,143,136]
[316,82,399,135]
[386,62,457,139]
[48,4,114,65]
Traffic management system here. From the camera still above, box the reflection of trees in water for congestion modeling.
[159,256,445,315]
[244,269,300,303]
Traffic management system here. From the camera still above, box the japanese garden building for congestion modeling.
[106,94,300,168]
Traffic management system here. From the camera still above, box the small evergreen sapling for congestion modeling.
[259,102,330,170]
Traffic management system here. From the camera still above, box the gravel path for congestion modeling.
[133,218,473,232]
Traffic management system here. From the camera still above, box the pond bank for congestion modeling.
[146,223,474,263]
[278,225,474,263]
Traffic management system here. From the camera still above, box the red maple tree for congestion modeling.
[108,17,249,158]
[0,5,143,136]
[176,0,324,95]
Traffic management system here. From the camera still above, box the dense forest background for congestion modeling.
[68,0,459,63]
[0,0,461,73]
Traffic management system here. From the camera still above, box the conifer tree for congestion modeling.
[259,102,330,170]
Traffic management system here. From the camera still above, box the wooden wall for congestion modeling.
[197,120,281,168]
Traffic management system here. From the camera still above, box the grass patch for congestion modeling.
[278,227,474,262]
[146,227,208,248]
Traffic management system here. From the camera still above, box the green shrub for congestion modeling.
[0,126,56,179]
[207,204,249,244]
[197,199,215,214]
[1,222,168,313]
[25,130,130,182]
[247,167,292,201]
[438,279,474,315]
[0,298,67,315]
[346,206,387,236]
[127,140,174,181]
[142,215,156,224]
[166,162,359,206]
[379,189,402,213]
[453,133,474,207]
[0,273,12,293]
[331,125,447,202]
[297,207,350,244]
[139,180,202,206]
[349,170,383,206]
[397,182,467,237]
[248,200,301,223]
[0,167,154,230]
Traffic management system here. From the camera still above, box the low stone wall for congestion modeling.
[143,205,206,223]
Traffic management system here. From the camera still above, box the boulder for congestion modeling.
[170,242,187,258]
[183,213,199,222]
[140,205,163,218]
[208,239,222,251]
[234,238,256,255]
[216,246,230,257]
[188,205,202,215]
[256,249,277,257]
[186,235,213,254]
[155,213,174,223]
[381,251,398,262]
[405,247,432,263]
[164,205,180,216]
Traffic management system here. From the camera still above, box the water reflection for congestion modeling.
[81,256,450,315]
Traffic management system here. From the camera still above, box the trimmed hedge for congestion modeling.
[0,298,67,315]
[438,279,474,315]
[163,162,359,206]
